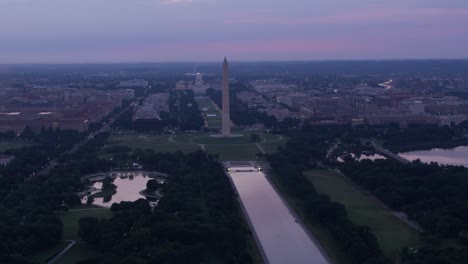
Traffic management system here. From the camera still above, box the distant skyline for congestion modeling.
[1,0,468,63]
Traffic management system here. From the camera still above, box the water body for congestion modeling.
[399,146,468,167]
[228,166,329,264]
[337,153,386,162]
[88,173,150,207]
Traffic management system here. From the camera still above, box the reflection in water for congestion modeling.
[228,167,329,264]
[337,153,386,163]
[87,173,150,208]
[399,146,468,167]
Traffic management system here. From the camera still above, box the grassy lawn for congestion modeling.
[205,145,261,160]
[60,209,113,240]
[191,135,254,145]
[267,171,351,264]
[259,136,288,154]
[109,132,283,160]
[171,134,197,143]
[109,134,172,148]
[195,97,222,129]
[29,241,71,263]
[305,170,420,260]
[0,140,35,152]
[259,142,283,153]
[55,242,101,264]
[108,134,200,154]
[195,97,215,109]
[148,143,200,153]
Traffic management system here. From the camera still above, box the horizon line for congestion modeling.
[2,57,468,66]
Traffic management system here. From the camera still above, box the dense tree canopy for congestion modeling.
[79,151,254,263]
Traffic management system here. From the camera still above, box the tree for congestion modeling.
[20,126,35,139]
[120,256,148,264]
[79,217,102,244]
[86,196,95,205]
[250,133,260,142]
[146,179,159,192]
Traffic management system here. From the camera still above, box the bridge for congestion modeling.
[372,141,411,164]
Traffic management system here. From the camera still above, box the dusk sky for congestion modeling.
[1,0,468,63]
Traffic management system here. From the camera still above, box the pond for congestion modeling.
[399,146,468,167]
[337,153,386,162]
[82,172,165,208]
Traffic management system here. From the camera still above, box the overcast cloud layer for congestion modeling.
[1,0,467,63]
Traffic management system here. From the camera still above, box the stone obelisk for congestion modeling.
[222,57,231,136]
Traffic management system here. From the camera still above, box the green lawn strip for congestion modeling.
[305,170,420,260]
[205,119,222,124]
[29,240,71,263]
[0,141,35,152]
[152,143,200,153]
[171,134,194,143]
[109,135,173,148]
[267,170,351,264]
[108,134,199,153]
[259,142,283,154]
[257,134,288,154]
[60,209,112,240]
[196,97,223,129]
[191,136,254,145]
[204,116,222,121]
[205,145,260,160]
[195,97,215,109]
[206,123,222,129]
[55,242,101,264]
[256,133,280,142]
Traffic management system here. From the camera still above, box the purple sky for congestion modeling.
[1,0,468,63]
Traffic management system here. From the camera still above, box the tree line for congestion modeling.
[77,151,256,264]
[266,129,389,264]
[341,159,468,264]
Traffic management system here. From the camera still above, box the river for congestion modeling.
[228,166,329,264]
[399,146,468,167]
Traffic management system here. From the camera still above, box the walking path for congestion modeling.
[47,240,76,264]
[256,143,266,154]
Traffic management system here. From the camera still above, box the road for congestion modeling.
[37,101,137,176]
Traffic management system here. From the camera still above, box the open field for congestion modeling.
[55,242,101,264]
[191,135,254,145]
[195,97,222,129]
[305,170,420,260]
[0,140,35,152]
[108,132,286,161]
[259,136,288,154]
[60,208,113,240]
[108,134,200,153]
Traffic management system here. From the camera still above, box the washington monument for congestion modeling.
[222,57,231,136]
